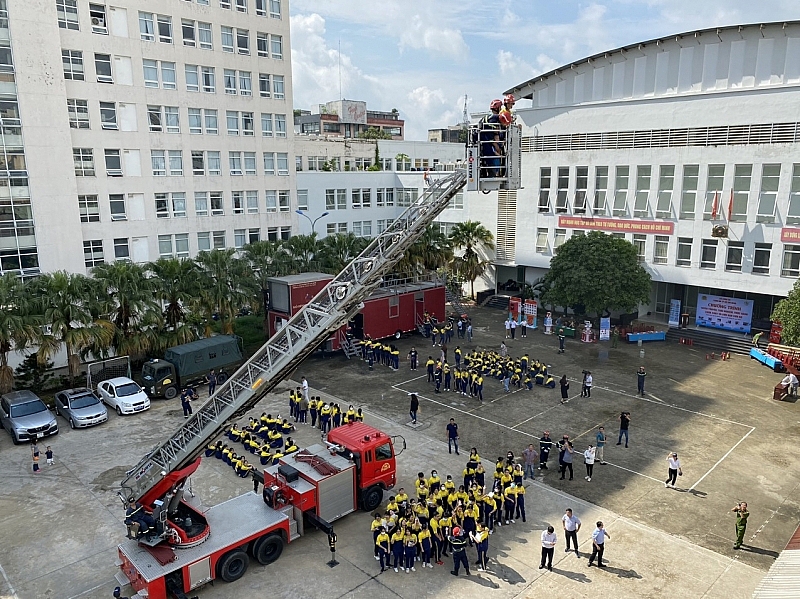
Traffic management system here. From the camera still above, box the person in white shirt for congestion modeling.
[588,521,610,567]
[504,318,511,339]
[781,373,799,396]
[584,445,596,482]
[584,372,593,397]
[561,508,581,556]
[665,452,682,488]
[540,526,557,570]
[301,376,309,401]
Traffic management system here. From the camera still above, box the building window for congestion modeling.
[789,164,800,225]
[730,164,752,222]
[782,245,800,277]
[613,166,629,216]
[201,66,216,92]
[234,229,246,249]
[352,221,362,237]
[227,111,239,135]
[633,234,646,262]
[756,164,780,223]
[79,195,99,222]
[94,53,112,83]
[208,151,220,175]
[555,166,569,213]
[175,233,189,258]
[297,189,308,211]
[157,15,173,43]
[229,151,242,175]
[235,0,247,12]
[554,228,566,250]
[265,190,276,212]
[240,72,252,96]
[535,228,548,253]
[248,228,260,243]
[256,32,269,57]
[676,237,692,267]
[109,194,126,221]
[232,191,244,214]
[277,153,288,175]
[57,0,80,30]
[271,34,283,59]
[195,192,208,216]
[278,190,290,212]
[264,152,275,175]
[275,114,286,138]
[221,27,234,53]
[242,112,254,136]
[84,240,104,267]
[191,151,205,175]
[188,108,202,134]
[113,238,129,261]
[726,241,744,272]
[237,28,250,54]
[182,19,196,46]
[185,64,199,91]
[273,75,284,99]
[143,59,159,88]
[224,69,237,95]
[680,164,699,219]
[213,230,226,249]
[259,73,271,97]
[261,113,273,136]
[104,149,122,176]
[634,165,651,217]
[158,235,173,258]
[99,102,117,130]
[656,166,674,218]
[165,106,179,133]
[244,152,256,174]
[703,164,725,220]
[593,166,608,214]
[168,150,183,176]
[538,167,551,213]
[62,50,84,80]
[89,4,107,34]
[753,243,771,275]
[269,0,281,18]
[155,193,169,217]
[574,167,587,214]
[67,99,89,129]
[205,110,218,134]
[148,105,163,131]
[246,190,259,213]
[210,192,223,215]
[701,239,717,269]
[73,148,95,176]
[197,232,210,251]
[151,150,166,176]
[653,236,669,264]
[198,22,213,49]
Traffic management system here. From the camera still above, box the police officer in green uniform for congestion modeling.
[732,502,749,550]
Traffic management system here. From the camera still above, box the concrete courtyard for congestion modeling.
[0,305,797,599]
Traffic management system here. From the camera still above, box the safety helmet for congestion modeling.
[489,99,502,110]
[504,94,516,105]
[452,526,462,536]
[498,111,513,126]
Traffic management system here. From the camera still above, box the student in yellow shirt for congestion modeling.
[375,526,390,573]
[390,527,405,572]
[418,523,433,567]
[371,513,384,560]
[395,488,409,517]
[403,528,418,572]
[428,470,441,493]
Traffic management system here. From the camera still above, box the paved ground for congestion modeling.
[0,305,797,599]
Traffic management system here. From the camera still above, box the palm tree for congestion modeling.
[148,258,201,351]
[284,233,323,273]
[449,221,495,300]
[393,224,453,277]
[319,233,369,274]
[194,249,250,336]
[32,271,115,381]
[243,240,292,333]
[0,274,41,393]
[92,261,160,357]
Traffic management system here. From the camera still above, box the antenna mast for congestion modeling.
[462,94,469,126]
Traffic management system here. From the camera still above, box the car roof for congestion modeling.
[1,390,43,404]
[63,387,95,396]
[105,377,138,386]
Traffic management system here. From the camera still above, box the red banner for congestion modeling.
[781,228,800,243]
[558,216,674,235]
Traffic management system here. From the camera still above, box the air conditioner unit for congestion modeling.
[91,17,105,27]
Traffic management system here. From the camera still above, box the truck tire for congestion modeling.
[164,386,178,400]
[361,485,383,512]
[217,372,229,384]
[216,548,249,583]
[394,330,402,339]
[252,533,284,565]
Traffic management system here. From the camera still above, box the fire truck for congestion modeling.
[115,124,521,599]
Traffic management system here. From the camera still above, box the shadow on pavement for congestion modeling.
[739,545,780,558]
[552,567,592,583]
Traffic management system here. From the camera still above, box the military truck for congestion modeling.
[141,336,243,399]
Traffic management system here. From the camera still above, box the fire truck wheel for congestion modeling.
[217,372,229,384]
[164,386,177,400]
[362,485,383,512]
[252,533,284,565]
[216,549,249,582]
[394,330,402,339]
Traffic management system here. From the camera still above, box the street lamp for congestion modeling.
[295,209,330,235]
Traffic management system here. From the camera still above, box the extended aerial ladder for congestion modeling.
[121,124,521,507]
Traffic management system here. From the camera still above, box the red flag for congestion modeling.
[711,191,718,219]
[728,189,734,220]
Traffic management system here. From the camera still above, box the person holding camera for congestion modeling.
[732,502,749,550]
[617,411,631,447]
[665,452,682,488]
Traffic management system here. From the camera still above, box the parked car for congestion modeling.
[0,390,59,445]
[54,388,108,429]
[97,377,150,416]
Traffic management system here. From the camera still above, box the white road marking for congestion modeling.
[689,427,756,491]
[0,561,19,599]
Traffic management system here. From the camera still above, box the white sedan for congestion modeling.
[97,377,151,416]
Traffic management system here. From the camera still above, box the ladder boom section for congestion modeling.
[121,170,467,503]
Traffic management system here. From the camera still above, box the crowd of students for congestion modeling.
[423,349,559,398]
[371,449,527,575]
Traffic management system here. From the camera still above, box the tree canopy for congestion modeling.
[771,280,800,345]
[449,221,494,300]
[540,231,651,317]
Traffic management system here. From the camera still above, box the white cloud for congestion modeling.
[496,50,534,77]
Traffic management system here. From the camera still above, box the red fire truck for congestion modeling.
[266,273,446,350]
[117,423,398,599]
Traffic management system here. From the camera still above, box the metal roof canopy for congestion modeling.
[266,272,334,285]
[163,335,239,357]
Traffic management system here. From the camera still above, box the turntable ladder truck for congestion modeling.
[116,124,521,599]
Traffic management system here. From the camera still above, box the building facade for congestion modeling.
[5,0,296,276]
[294,100,404,139]
[294,137,464,237]
[483,21,800,324]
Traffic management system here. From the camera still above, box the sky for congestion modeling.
[289,1,798,140]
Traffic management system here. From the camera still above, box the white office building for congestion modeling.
[475,21,800,325]
[294,137,465,238]
[1,0,295,276]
